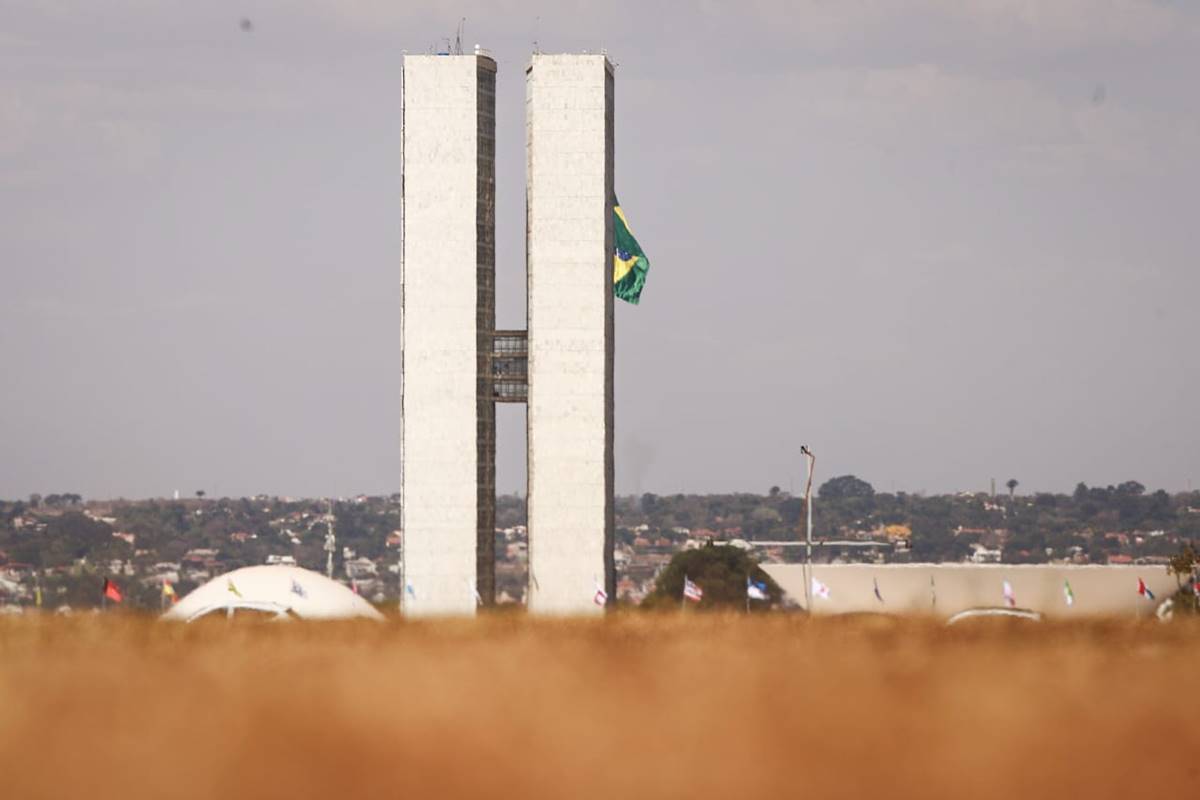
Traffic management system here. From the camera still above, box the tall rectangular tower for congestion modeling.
[525,54,615,614]
[401,53,496,615]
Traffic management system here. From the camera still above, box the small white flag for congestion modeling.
[1003,580,1016,608]
[593,580,608,607]
[746,577,769,601]
[812,577,831,600]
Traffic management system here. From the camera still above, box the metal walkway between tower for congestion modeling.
[492,330,527,403]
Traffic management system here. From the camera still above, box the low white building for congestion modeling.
[162,565,382,622]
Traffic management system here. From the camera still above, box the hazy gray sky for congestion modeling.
[2,1,1198,500]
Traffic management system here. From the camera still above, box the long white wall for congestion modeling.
[525,54,615,614]
[763,563,1179,618]
[401,55,494,616]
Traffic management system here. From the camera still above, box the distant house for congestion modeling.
[969,543,1002,564]
[344,557,378,580]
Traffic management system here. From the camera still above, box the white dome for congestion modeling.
[162,565,384,622]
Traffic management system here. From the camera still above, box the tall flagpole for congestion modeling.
[801,446,815,613]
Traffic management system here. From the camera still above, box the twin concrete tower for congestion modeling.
[401,51,615,615]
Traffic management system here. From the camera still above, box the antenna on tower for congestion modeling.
[455,17,466,55]
[533,16,540,54]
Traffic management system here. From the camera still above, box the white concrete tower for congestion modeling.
[401,52,496,615]
[525,54,615,614]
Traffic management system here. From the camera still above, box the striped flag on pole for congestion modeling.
[1137,578,1155,601]
[1002,580,1016,608]
[811,577,831,600]
[593,580,608,607]
[1063,579,1075,607]
[683,576,703,603]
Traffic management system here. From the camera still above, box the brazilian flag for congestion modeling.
[613,198,650,304]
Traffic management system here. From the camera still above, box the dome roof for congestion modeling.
[162,565,384,622]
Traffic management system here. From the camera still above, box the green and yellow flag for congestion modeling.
[614,198,650,304]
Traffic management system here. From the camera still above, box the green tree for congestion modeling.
[642,544,783,611]
[1167,543,1196,588]
[818,475,875,499]
[1167,543,1198,615]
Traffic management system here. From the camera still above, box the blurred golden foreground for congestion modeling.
[1,613,1197,799]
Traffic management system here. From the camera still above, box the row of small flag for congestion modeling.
[400,579,600,606]
[99,575,329,606]
[798,575,1169,607]
[95,572,1189,609]
[675,575,772,604]
[97,577,178,605]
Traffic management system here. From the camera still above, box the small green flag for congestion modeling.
[613,198,650,304]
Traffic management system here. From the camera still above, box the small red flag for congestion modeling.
[103,578,123,603]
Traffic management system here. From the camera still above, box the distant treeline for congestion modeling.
[1,478,1198,608]
[614,478,1200,564]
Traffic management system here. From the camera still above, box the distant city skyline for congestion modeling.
[2,1,1199,500]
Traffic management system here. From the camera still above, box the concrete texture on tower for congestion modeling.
[525,54,616,614]
[400,54,496,616]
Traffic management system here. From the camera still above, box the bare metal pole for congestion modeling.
[801,445,815,612]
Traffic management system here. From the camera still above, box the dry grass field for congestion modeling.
[0,613,1197,799]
